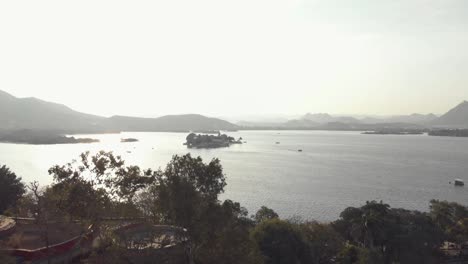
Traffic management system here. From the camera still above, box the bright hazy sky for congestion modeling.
[1,0,467,118]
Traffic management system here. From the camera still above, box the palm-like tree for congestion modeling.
[347,201,391,250]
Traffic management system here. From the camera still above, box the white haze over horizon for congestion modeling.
[1,0,467,119]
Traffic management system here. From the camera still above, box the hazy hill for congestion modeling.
[361,113,438,125]
[0,90,105,132]
[302,113,361,124]
[245,112,436,127]
[281,113,360,128]
[432,101,468,128]
[283,119,320,128]
[236,121,286,127]
[106,114,238,132]
[302,113,334,123]
[0,90,238,133]
[281,112,430,130]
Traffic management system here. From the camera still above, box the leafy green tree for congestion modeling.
[334,201,393,251]
[48,151,155,202]
[387,208,443,264]
[254,206,279,223]
[337,244,360,264]
[194,200,261,264]
[141,154,259,264]
[135,185,163,223]
[0,165,25,214]
[251,218,309,264]
[162,153,226,200]
[149,154,225,227]
[299,221,344,263]
[430,199,468,241]
[47,151,155,222]
[450,218,468,243]
[337,245,383,264]
[44,179,110,222]
[335,201,444,264]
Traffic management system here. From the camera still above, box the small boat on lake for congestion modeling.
[454,179,464,186]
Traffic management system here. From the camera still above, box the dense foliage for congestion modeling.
[333,201,444,263]
[254,206,279,223]
[136,154,259,264]
[0,165,25,213]
[2,153,468,264]
[185,133,241,148]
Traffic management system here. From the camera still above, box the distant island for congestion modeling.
[184,133,242,149]
[362,129,425,135]
[121,138,139,143]
[428,129,468,137]
[0,130,99,145]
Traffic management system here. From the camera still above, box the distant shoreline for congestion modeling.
[0,136,100,145]
[1,128,468,145]
[0,130,101,145]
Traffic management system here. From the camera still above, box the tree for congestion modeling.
[48,151,155,202]
[387,208,443,264]
[337,245,360,264]
[450,218,468,244]
[135,185,163,223]
[251,218,310,264]
[299,221,344,264]
[47,151,155,222]
[334,201,392,250]
[140,154,260,264]
[254,206,279,223]
[186,133,196,146]
[14,192,37,218]
[193,200,260,264]
[150,154,226,228]
[337,245,383,264]
[44,179,110,222]
[334,201,444,264]
[430,199,468,241]
[27,181,46,223]
[0,165,25,214]
[162,153,226,200]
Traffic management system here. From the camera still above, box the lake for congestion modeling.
[1,130,467,221]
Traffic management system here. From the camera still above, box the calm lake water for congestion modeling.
[1,130,468,221]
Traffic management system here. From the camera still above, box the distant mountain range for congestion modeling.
[238,114,437,130]
[238,101,468,129]
[288,112,440,127]
[301,113,361,124]
[1,89,467,135]
[361,113,438,125]
[0,90,238,133]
